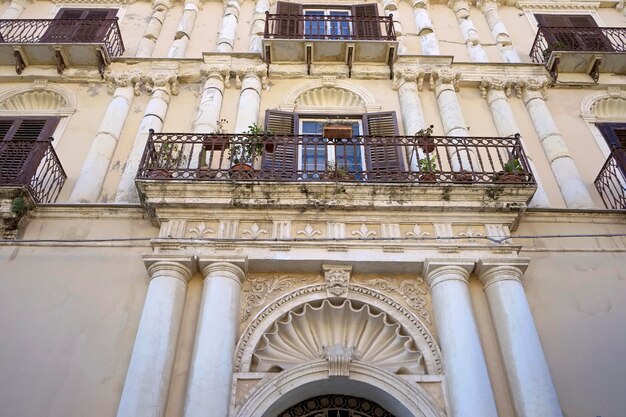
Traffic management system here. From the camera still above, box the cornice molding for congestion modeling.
[516,0,600,9]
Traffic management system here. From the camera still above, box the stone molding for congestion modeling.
[581,88,626,121]
[280,79,381,113]
[143,256,195,284]
[476,257,530,289]
[202,261,247,285]
[516,0,600,10]
[0,81,76,116]
[422,258,476,288]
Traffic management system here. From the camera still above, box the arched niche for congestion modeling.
[580,89,626,157]
[279,80,382,114]
[0,83,76,117]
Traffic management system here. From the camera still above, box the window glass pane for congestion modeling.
[329,11,350,37]
[304,11,325,36]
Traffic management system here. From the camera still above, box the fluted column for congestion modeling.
[412,0,440,55]
[249,0,270,53]
[116,72,178,203]
[423,259,498,417]
[216,0,241,52]
[168,0,200,58]
[116,258,193,417]
[477,258,563,417]
[136,0,172,57]
[384,0,407,54]
[479,78,550,207]
[70,72,139,203]
[517,78,594,208]
[1,0,29,19]
[183,260,246,417]
[449,0,488,62]
[234,71,264,133]
[477,0,520,63]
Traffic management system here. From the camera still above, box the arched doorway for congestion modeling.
[276,394,396,417]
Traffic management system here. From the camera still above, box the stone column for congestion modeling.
[477,258,563,417]
[449,0,488,62]
[384,0,407,54]
[423,259,498,417]
[183,260,246,417]
[479,78,550,207]
[234,71,264,133]
[517,78,595,208]
[70,72,140,203]
[116,257,193,417]
[115,71,178,203]
[249,0,270,53]
[395,71,427,171]
[412,0,440,55]
[168,0,200,58]
[477,0,520,63]
[216,0,241,52]
[136,0,172,58]
[1,0,29,19]
[193,71,226,133]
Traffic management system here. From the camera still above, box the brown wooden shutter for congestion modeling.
[535,14,612,51]
[352,4,381,39]
[363,112,404,181]
[42,8,116,42]
[261,110,298,179]
[598,123,626,148]
[275,2,303,38]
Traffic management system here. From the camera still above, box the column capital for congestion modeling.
[422,258,476,289]
[430,69,461,92]
[411,0,429,9]
[448,0,470,18]
[198,258,247,285]
[515,77,549,101]
[383,0,399,12]
[105,71,142,96]
[479,77,513,99]
[393,68,425,91]
[476,257,530,289]
[143,70,179,96]
[143,256,195,284]
[476,0,500,12]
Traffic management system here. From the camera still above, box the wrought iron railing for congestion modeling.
[0,139,66,203]
[0,18,124,57]
[264,13,396,41]
[137,131,535,186]
[530,26,626,63]
[595,146,626,210]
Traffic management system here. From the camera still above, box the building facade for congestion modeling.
[0,0,625,416]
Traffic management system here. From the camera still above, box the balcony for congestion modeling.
[530,26,626,82]
[0,138,66,204]
[262,13,396,76]
[0,18,124,77]
[595,146,626,210]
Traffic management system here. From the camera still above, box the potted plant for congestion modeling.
[324,160,354,180]
[542,40,568,62]
[150,134,185,178]
[323,118,353,140]
[203,118,229,151]
[417,154,438,182]
[416,125,435,153]
[494,158,526,183]
[229,124,273,178]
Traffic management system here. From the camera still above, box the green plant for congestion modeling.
[418,154,438,172]
[11,196,26,216]
[415,125,434,137]
[230,124,273,165]
[503,158,523,173]
[542,41,568,60]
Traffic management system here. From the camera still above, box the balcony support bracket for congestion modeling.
[13,47,26,75]
[54,48,67,75]
[589,55,602,83]
[346,43,354,78]
[387,45,395,80]
[97,48,107,79]
[264,45,271,75]
[548,55,560,83]
[305,43,312,76]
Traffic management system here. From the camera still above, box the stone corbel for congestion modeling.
[479,77,512,99]
[323,264,352,297]
[430,68,461,92]
[105,71,142,96]
[322,344,356,377]
[143,71,180,95]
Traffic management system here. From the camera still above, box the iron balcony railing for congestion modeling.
[0,139,66,203]
[595,146,626,210]
[264,13,396,41]
[137,131,535,186]
[0,18,124,57]
[530,26,626,63]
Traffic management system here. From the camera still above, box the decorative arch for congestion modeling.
[0,82,76,117]
[235,283,442,375]
[580,89,626,157]
[234,361,446,417]
[280,80,382,114]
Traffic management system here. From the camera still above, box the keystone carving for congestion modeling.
[323,264,352,297]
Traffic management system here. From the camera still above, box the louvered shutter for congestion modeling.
[275,2,303,38]
[535,14,613,51]
[363,112,404,181]
[352,4,381,39]
[0,117,59,184]
[261,110,298,179]
[598,123,626,148]
[41,8,116,43]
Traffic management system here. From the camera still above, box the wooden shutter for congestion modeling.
[363,112,404,181]
[0,117,59,184]
[42,8,116,43]
[352,4,381,39]
[598,123,626,148]
[535,14,612,51]
[261,110,298,179]
[275,2,303,38]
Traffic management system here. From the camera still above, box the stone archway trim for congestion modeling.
[279,79,382,113]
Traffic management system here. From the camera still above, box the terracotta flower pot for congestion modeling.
[494,172,526,183]
[418,137,435,153]
[147,169,172,178]
[229,163,256,179]
[418,172,438,182]
[453,170,474,183]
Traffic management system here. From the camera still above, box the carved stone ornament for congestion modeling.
[143,71,179,95]
[479,77,512,99]
[430,68,461,92]
[324,264,352,297]
[252,299,425,374]
[515,77,549,100]
[105,71,142,95]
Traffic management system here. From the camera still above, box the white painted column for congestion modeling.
[477,258,563,417]
[70,73,139,203]
[518,78,595,208]
[216,0,241,52]
[396,73,427,171]
[412,0,440,55]
[116,258,193,417]
[384,0,407,54]
[183,261,246,417]
[249,0,270,53]
[194,72,226,133]
[477,0,520,63]
[1,0,28,19]
[168,0,200,58]
[136,0,172,58]
[234,72,263,133]
[423,259,498,417]
[479,78,550,207]
[449,0,488,62]
[116,72,178,203]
